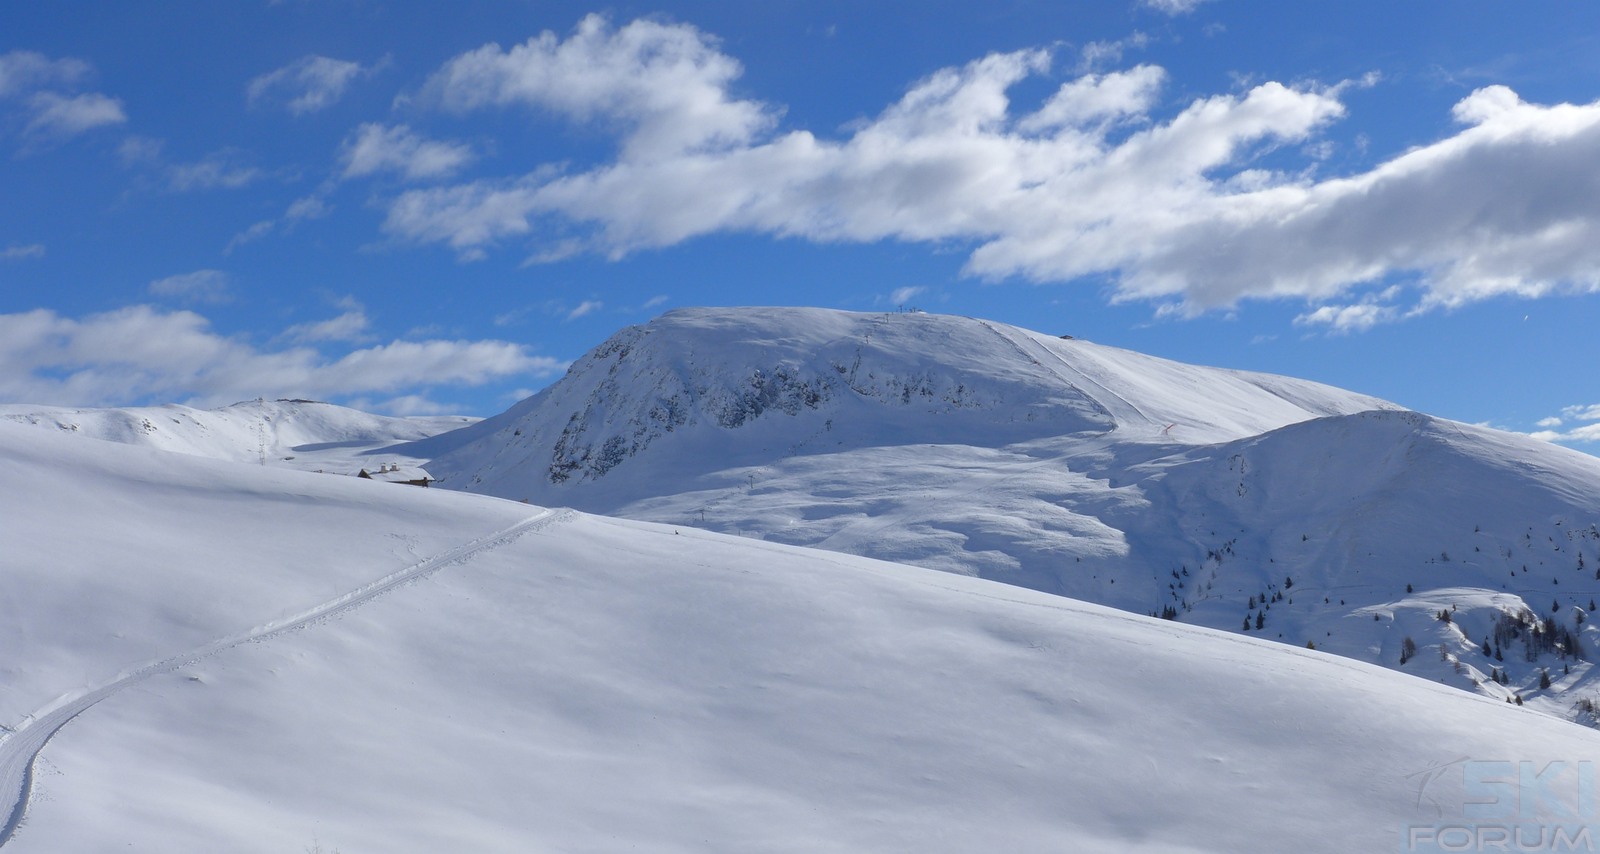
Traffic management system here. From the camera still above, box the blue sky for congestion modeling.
[5,1,1600,447]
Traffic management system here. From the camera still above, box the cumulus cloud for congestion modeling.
[0,50,124,146]
[1294,303,1398,333]
[1527,424,1600,444]
[418,14,775,161]
[1293,287,1403,333]
[1524,404,1600,444]
[379,17,1600,323]
[148,269,233,304]
[340,123,473,180]
[248,55,371,115]
[1017,64,1165,132]
[0,305,563,408]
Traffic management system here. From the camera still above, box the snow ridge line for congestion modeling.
[0,508,568,848]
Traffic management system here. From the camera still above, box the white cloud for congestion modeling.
[23,91,125,139]
[492,305,532,327]
[566,300,603,320]
[117,135,164,165]
[369,394,455,416]
[248,55,369,115]
[285,194,331,220]
[0,51,124,146]
[225,221,276,254]
[148,269,233,304]
[1078,32,1150,73]
[168,150,262,191]
[0,51,90,98]
[225,196,331,254]
[0,305,563,408]
[889,286,924,305]
[419,14,775,161]
[1523,404,1600,444]
[1293,303,1398,333]
[1528,423,1600,445]
[283,307,370,344]
[2,244,45,261]
[340,123,473,180]
[383,178,542,260]
[1294,287,1404,333]
[381,18,1600,324]
[1141,0,1211,15]
[642,295,669,310]
[1018,65,1165,132]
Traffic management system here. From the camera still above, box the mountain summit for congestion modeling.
[426,306,1393,491]
[427,307,1600,719]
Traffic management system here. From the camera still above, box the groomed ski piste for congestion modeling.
[5,414,1600,851]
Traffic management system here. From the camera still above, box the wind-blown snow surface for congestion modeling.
[427,308,1600,718]
[4,420,1600,852]
[0,398,472,474]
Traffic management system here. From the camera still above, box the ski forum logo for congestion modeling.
[1405,758,1600,852]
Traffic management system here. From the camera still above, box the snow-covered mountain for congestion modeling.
[4,417,1599,852]
[426,307,1600,718]
[0,398,472,474]
[422,306,1396,488]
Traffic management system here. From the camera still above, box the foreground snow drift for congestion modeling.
[3,423,1600,852]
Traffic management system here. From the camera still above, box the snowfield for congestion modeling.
[5,410,1600,851]
[0,398,475,475]
[10,306,1600,850]
[422,308,1600,720]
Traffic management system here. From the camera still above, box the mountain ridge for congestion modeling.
[425,307,1600,719]
[425,306,1397,492]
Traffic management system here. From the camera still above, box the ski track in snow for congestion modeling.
[974,319,1135,428]
[0,508,569,847]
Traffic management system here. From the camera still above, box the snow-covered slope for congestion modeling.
[423,307,1394,492]
[3,420,1599,852]
[0,398,472,473]
[424,307,1600,718]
